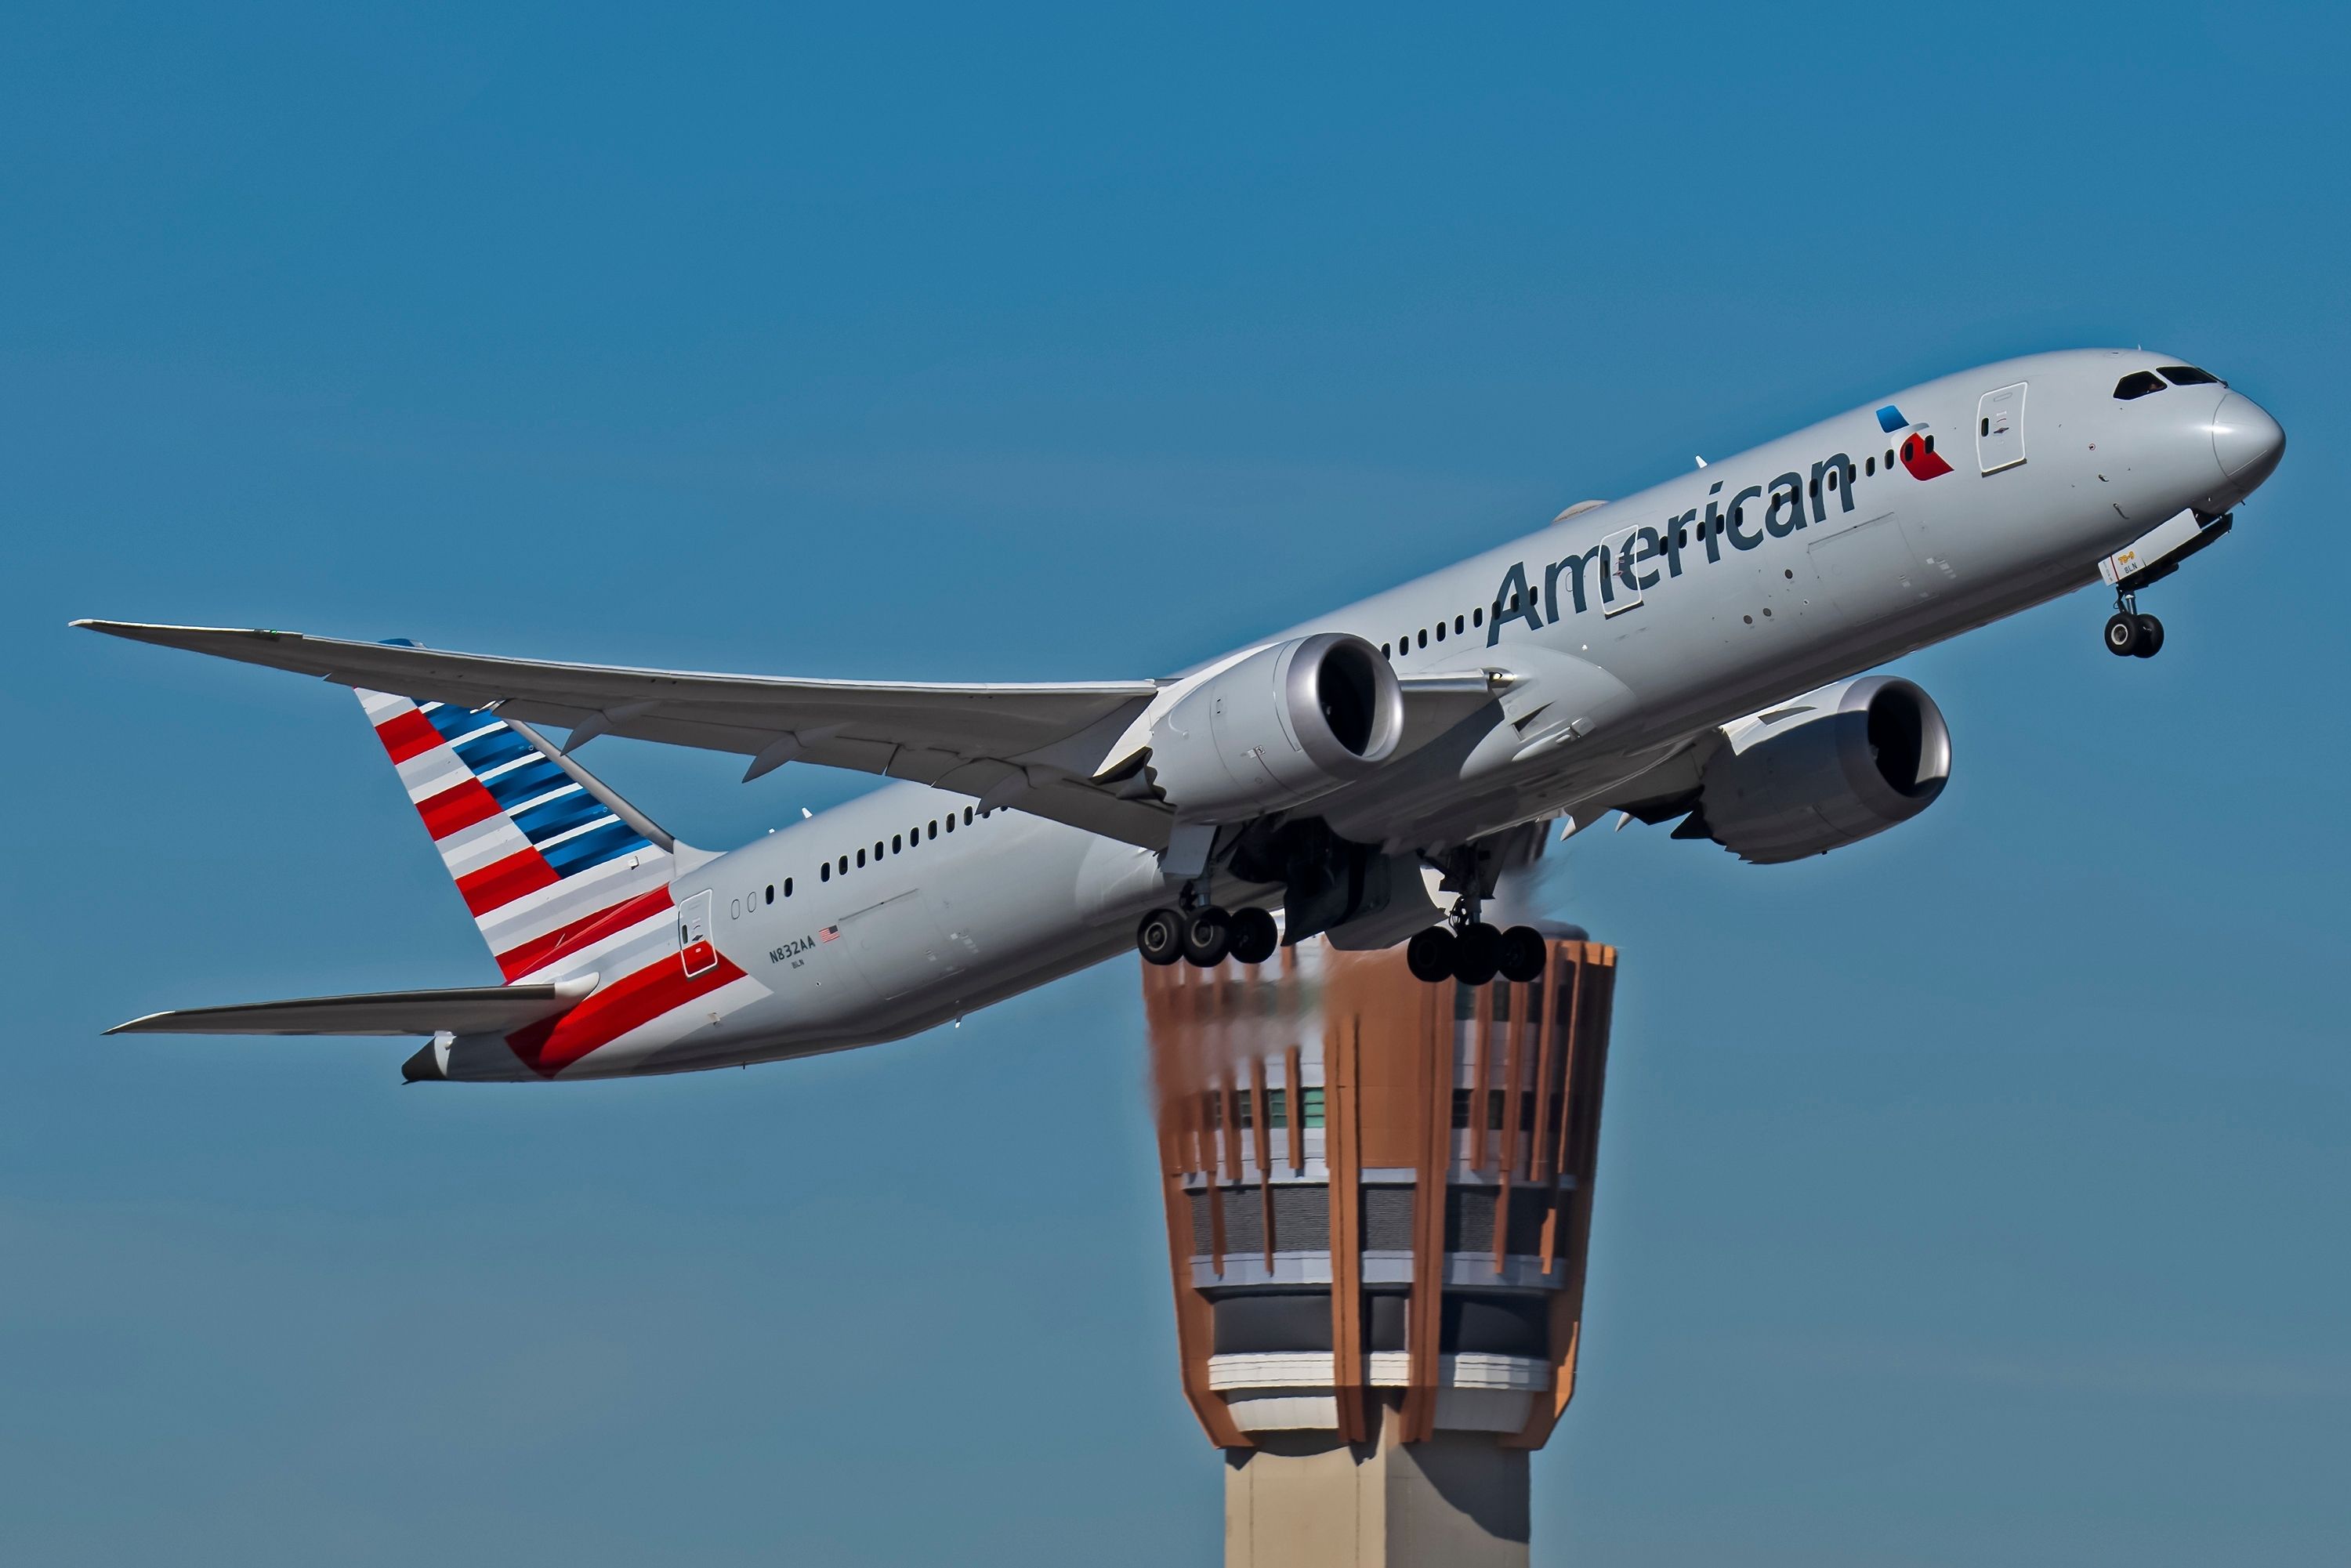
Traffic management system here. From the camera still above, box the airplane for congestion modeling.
[78,349,2284,1083]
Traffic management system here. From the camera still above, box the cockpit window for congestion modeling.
[2114,370,2167,400]
[2158,364,2222,386]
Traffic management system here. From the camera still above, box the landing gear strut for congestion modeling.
[2103,589,2164,659]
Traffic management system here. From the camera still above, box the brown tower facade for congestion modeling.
[1141,936,1620,1566]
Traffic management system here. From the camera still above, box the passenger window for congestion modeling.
[820,863,831,882]
[1417,629,1427,649]
[892,834,902,853]
[1472,608,1482,627]
[1381,643,1392,658]
[1454,614,1464,635]
[856,848,866,867]
[1434,621,1446,642]
[964,807,974,824]
[2158,364,2221,386]
[784,878,793,896]
[2114,370,2166,400]
[765,885,774,904]
[838,855,848,875]
[874,841,884,860]
[928,820,937,839]
[1866,455,1875,475]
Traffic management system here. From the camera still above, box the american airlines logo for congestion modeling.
[1487,418,1946,642]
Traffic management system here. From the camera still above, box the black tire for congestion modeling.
[2134,613,2164,657]
[1180,907,1233,968]
[1497,925,1548,984]
[1453,922,1504,986]
[2104,612,2141,657]
[1226,907,1280,965]
[1405,926,1458,983]
[1136,907,1185,966]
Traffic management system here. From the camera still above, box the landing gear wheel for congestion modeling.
[1405,926,1458,983]
[1452,922,1504,986]
[2104,612,2143,657]
[1180,907,1233,968]
[1497,925,1548,984]
[1136,907,1185,966]
[1226,907,1279,965]
[2132,613,2164,657]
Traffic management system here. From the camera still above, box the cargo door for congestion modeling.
[1806,511,1936,625]
[842,890,973,1001]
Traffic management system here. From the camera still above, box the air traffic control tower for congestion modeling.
[1141,933,1619,1567]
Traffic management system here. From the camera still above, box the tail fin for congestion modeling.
[357,685,690,983]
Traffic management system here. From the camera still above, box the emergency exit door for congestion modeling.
[1977,382,2027,473]
[678,889,717,977]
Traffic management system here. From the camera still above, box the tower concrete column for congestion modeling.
[1226,1415,1532,1568]
[1141,935,1621,1568]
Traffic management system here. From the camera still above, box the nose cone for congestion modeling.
[2212,390,2285,491]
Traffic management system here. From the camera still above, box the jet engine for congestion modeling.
[1684,675,1951,864]
[1140,633,1404,822]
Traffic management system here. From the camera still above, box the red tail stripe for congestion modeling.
[417,777,503,840]
[494,885,676,983]
[375,709,444,765]
[456,847,560,916]
[504,951,744,1076]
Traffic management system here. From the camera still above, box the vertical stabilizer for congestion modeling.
[357,686,685,983]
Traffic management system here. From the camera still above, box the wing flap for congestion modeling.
[106,976,598,1037]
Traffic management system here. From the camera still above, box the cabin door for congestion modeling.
[1976,382,2027,473]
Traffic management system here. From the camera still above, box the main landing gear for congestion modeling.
[2103,589,2164,659]
[1404,902,1548,987]
[1137,900,1280,969]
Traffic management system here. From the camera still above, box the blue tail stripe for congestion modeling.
[483,755,570,807]
[455,727,537,773]
[422,702,496,741]
[514,789,608,842]
[540,818,650,877]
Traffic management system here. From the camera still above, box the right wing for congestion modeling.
[106,977,598,1037]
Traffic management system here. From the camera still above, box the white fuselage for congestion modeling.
[441,349,2277,1079]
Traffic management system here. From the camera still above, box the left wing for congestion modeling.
[77,621,1176,846]
[77,621,1512,851]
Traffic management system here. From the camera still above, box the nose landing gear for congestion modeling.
[2103,591,2164,658]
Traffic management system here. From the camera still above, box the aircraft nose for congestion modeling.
[2212,389,2285,489]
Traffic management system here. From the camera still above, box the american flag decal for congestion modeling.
[819,925,840,943]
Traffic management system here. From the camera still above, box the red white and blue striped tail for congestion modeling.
[357,686,683,986]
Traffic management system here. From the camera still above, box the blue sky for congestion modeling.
[5,3,2347,1563]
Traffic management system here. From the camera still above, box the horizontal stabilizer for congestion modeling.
[107,976,598,1037]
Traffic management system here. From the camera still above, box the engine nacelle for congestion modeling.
[1144,634,1404,822]
[1692,675,1952,864]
